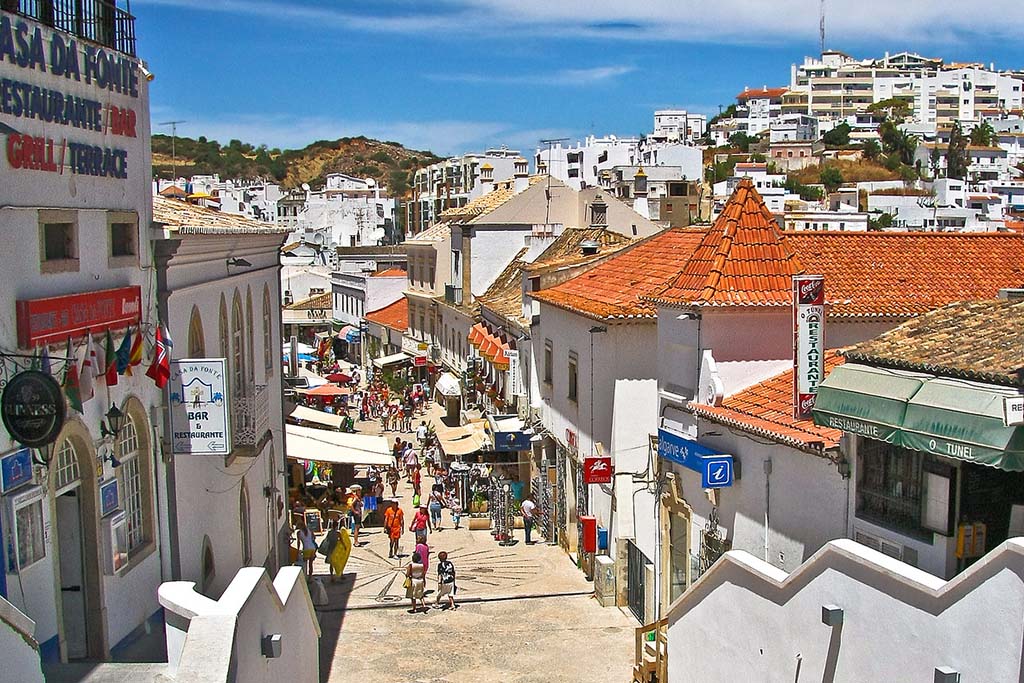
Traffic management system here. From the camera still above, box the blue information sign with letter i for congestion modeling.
[657,428,734,489]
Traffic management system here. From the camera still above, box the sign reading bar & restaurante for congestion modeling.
[16,285,141,348]
[169,359,231,456]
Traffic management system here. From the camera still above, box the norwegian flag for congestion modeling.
[146,324,171,389]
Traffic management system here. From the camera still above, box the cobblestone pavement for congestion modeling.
[311,399,636,682]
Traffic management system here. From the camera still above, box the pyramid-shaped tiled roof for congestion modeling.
[651,178,803,307]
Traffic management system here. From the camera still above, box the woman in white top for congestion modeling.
[406,551,427,613]
[296,521,317,575]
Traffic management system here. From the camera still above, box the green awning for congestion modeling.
[812,364,925,443]
[900,378,1024,471]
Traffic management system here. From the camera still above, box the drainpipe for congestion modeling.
[763,458,772,563]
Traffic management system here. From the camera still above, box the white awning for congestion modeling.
[436,421,488,456]
[297,367,328,387]
[288,405,343,430]
[435,372,461,397]
[286,425,392,466]
[372,352,410,368]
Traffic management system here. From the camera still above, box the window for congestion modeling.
[108,211,138,266]
[54,438,81,493]
[188,306,206,357]
[39,209,78,272]
[263,286,273,371]
[246,287,255,382]
[857,440,925,534]
[15,498,45,570]
[118,415,146,551]
[239,481,252,565]
[568,351,578,402]
[219,295,229,359]
[232,293,247,397]
[544,339,553,385]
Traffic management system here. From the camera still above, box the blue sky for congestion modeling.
[134,0,1024,156]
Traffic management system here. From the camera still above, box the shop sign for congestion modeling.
[657,428,733,488]
[100,478,119,517]
[1,370,66,448]
[0,448,34,495]
[16,286,142,348]
[168,359,231,455]
[1004,395,1024,427]
[583,456,612,485]
[413,356,427,367]
[565,429,578,451]
[793,275,825,419]
[507,349,524,397]
[492,430,531,452]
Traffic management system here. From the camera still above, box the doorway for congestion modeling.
[56,488,88,659]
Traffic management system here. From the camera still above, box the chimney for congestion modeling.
[513,157,529,193]
[580,239,600,256]
[589,194,608,227]
[479,163,494,192]
[461,227,472,304]
[632,167,650,219]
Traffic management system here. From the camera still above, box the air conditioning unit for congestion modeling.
[853,527,918,567]
[594,555,616,607]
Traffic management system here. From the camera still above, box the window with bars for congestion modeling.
[54,439,80,492]
[857,440,924,534]
[118,417,146,552]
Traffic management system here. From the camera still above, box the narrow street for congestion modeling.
[310,410,636,683]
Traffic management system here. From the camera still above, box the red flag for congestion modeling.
[146,325,171,389]
[104,329,118,386]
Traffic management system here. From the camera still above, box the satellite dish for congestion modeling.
[311,233,325,244]
[301,183,311,192]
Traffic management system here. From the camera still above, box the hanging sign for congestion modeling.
[507,349,525,397]
[168,359,231,455]
[16,285,142,348]
[793,275,825,419]
[583,456,613,485]
[657,428,734,488]
[0,448,34,494]
[1003,395,1024,427]
[1,370,66,448]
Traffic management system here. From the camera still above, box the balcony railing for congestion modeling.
[233,384,269,452]
[445,284,463,306]
[3,0,137,56]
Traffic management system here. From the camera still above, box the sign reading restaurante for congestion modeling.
[169,359,231,456]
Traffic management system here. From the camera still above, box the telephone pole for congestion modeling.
[158,120,187,184]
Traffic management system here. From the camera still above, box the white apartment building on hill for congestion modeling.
[535,136,640,190]
[651,110,707,144]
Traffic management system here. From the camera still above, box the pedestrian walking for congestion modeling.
[296,520,317,575]
[410,504,429,545]
[403,443,419,480]
[448,493,463,530]
[405,551,427,613]
[416,420,428,445]
[412,464,422,499]
[384,502,404,558]
[415,539,430,573]
[435,551,456,609]
[387,465,400,497]
[428,485,444,532]
[349,489,363,546]
[521,493,538,545]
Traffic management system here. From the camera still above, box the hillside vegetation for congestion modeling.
[151,135,442,195]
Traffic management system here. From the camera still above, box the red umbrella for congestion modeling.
[306,384,351,397]
[326,372,352,384]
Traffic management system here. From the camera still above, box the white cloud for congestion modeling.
[428,65,636,86]
[135,0,1024,48]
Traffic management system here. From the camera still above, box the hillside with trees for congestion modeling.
[151,135,442,195]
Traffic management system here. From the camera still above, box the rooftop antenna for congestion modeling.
[819,0,826,55]
[158,120,187,183]
[539,137,569,226]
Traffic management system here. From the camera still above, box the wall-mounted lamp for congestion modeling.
[588,326,607,334]
[100,403,126,467]
[837,459,851,479]
[227,257,253,268]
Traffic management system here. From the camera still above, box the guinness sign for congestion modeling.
[1,370,66,448]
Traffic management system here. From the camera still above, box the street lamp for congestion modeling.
[100,403,126,467]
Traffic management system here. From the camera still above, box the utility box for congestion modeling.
[594,555,616,607]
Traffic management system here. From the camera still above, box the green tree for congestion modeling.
[947,121,969,180]
[822,123,851,147]
[728,132,756,152]
[709,104,738,125]
[819,166,844,193]
[861,139,882,161]
[867,98,911,123]
[969,121,996,147]
[784,176,823,201]
[868,212,894,231]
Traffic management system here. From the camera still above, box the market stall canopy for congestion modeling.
[286,425,392,466]
[283,341,317,354]
[303,384,351,397]
[372,352,410,368]
[326,372,352,384]
[435,372,461,397]
[297,367,329,388]
[289,405,344,430]
[435,421,488,456]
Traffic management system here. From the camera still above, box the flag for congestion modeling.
[63,337,83,413]
[80,333,96,402]
[40,345,51,375]
[116,327,133,374]
[104,329,118,386]
[127,327,144,375]
[163,324,174,353]
[146,324,171,389]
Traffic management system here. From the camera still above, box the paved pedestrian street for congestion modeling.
[308,416,635,682]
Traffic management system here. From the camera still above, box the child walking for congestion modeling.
[435,551,457,609]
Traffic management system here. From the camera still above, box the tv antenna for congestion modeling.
[158,120,187,182]
[819,0,826,55]
[540,137,570,226]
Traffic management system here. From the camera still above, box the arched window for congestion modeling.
[118,414,146,551]
[231,292,247,397]
[54,438,81,494]
[218,295,229,359]
[262,285,273,371]
[246,287,255,383]
[188,306,205,357]
[239,479,252,565]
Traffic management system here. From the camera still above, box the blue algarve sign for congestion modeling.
[657,428,734,488]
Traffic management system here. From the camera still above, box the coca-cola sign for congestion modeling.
[793,276,826,419]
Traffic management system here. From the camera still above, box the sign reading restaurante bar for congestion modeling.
[16,285,141,348]
[168,359,231,456]
[0,13,138,179]
[793,275,825,419]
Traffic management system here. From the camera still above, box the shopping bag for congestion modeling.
[318,529,339,557]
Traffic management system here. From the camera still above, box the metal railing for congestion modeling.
[232,384,269,450]
[445,284,463,306]
[2,0,137,56]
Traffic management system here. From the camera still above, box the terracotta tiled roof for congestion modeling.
[364,297,408,332]
[407,222,451,243]
[530,228,707,320]
[526,227,637,272]
[689,351,845,451]
[845,299,1024,387]
[372,268,407,278]
[650,178,803,307]
[153,196,289,234]
[477,248,529,320]
[285,292,332,311]
[787,232,1024,319]
[736,87,788,101]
